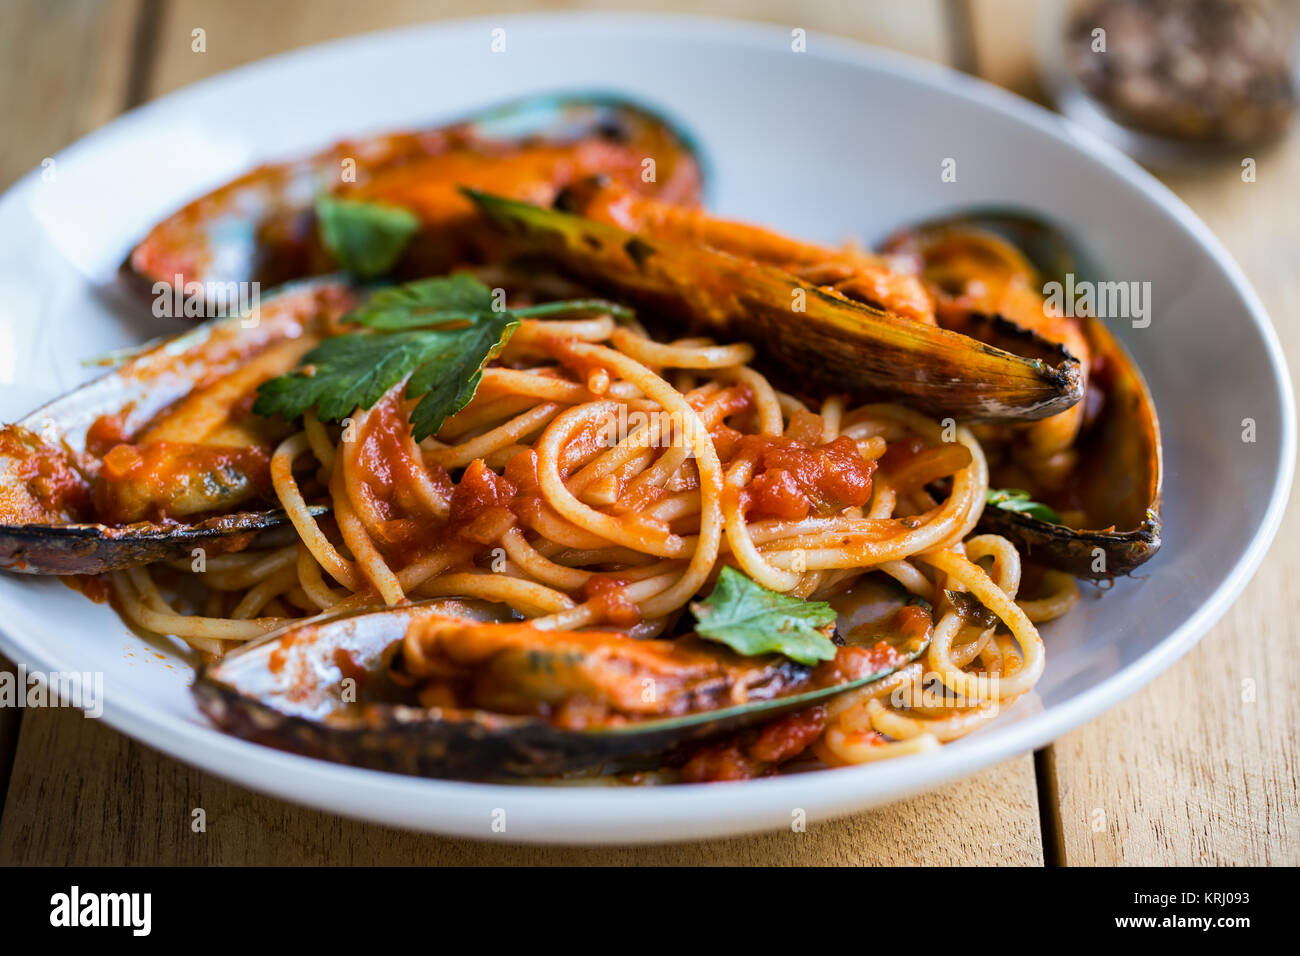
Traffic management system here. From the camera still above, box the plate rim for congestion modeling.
[0,11,1293,844]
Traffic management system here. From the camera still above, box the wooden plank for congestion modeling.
[960,0,1046,100]
[143,0,953,98]
[0,705,1043,865]
[966,1,1300,866]
[0,0,143,190]
[1,0,1047,866]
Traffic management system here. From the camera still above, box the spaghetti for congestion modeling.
[107,291,1079,776]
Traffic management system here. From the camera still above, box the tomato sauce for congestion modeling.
[732,434,875,521]
[893,604,932,645]
[680,743,754,782]
[688,384,752,423]
[350,401,455,560]
[749,705,830,764]
[678,627,922,783]
[332,647,369,690]
[710,424,743,461]
[448,459,517,545]
[60,574,111,603]
[579,575,640,628]
[0,427,92,524]
[85,412,134,458]
[356,399,454,524]
[681,704,829,782]
[503,447,541,495]
[815,640,911,687]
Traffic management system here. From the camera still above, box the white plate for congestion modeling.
[0,13,1292,844]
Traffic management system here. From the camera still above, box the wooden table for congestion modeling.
[0,0,1295,866]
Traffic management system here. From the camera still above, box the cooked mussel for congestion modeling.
[194,599,928,779]
[465,189,1084,423]
[883,211,1162,577]
[128,93,703,295]
[0,278,353,574]
[552,175,940,324]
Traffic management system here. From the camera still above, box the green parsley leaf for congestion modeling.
[348,274,500,329]
[351,279,636,329]
[253,275,521,440]
[690,566,838,666]
[253,313,518,440]
[253,275,636,442]
[511,298,637,323]
[315,195,420,278]
[404,313,519,440]
[985,488,1062,524]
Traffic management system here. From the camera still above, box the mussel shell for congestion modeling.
[194,600,927,779]
[467,190,1084,424]
[465,93,705,182]
[0,507,325,576]
[978,313,1161,578]
[892,210,1163,578]
[0,278,353,574]
[127,93,705,294]
[978,502,1160,579]
[892,210,1082,285]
